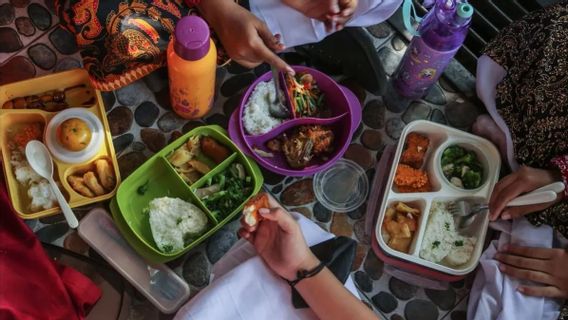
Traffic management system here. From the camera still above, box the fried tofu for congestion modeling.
[243,193,269,227]
[95,159,115,190]
[68,176,95,197]
[400,132,430,169]
[83,171,105,196]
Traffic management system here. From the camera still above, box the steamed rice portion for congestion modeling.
[11,150,57,211]
[243,80,284,135]
[419,201,476,267]
[148,197,209,253]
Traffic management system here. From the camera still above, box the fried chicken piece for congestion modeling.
[304,125,334,154]
[95,159,116,190]
[242,193,270,227]
[394,164,431,192]
[68,176,95,197]
[83,171,105,196]
[400,132,430,169]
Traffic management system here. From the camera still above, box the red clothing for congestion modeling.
[552,155,568,197]
[0,177,101,320]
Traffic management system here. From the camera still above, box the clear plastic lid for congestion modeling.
[78,208,190,314]
[313,159,369,213]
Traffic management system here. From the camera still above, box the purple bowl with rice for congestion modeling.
[228,65,362,177]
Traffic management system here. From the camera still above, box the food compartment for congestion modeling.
[434,139,492,193]
[0,111,71,216]
[391,127,448,193]
[245,115,350,172]
[379,198,429,257]
[0,70,95,111]
[190,155,255,224]
[61,156,118,200]
[115,157,216,255]
[414,196,488,273]
[164,134,235,187]
[240,66,350,137]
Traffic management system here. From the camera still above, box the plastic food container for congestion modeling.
[78,208,190,314]
[374,120,501,276]
[0,69,121,219]
[313,159,369,213]
[110,125,264,263]
[228,65,362,177]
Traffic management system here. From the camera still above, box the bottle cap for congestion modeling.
[174,16,210,61]
[457,3,474,19]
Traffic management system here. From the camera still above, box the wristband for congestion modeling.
[286,261,326,287]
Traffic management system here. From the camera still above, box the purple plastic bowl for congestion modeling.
[228,65,362,177]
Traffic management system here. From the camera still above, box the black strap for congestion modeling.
[286,261,326,287]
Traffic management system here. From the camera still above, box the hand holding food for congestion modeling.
[239,196,318,281]
[242,192,270,227]
[489,166,562,221]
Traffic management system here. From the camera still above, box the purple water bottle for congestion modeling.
[392,0,474,101]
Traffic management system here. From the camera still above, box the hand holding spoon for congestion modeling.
[26,140,79,228]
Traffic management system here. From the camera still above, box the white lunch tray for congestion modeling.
[374,120,501,276]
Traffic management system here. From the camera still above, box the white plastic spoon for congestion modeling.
[26,140,79,228]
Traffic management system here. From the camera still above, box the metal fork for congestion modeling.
[450,181,565,229]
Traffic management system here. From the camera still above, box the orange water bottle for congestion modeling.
[167,16,216,119]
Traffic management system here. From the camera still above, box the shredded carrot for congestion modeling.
[12,123,43,149]
[394,164,431,192]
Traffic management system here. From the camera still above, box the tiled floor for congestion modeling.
[2,1,485,319]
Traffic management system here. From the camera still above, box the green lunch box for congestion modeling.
[109,125,264,263]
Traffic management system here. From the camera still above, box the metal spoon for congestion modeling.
[25,140,79,228]
[451,181,565,230]
[268,65,290,119]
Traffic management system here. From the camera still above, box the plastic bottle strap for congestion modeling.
[402,0,423,37]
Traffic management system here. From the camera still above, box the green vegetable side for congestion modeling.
[440,145,484,189]
[196,163,253,221]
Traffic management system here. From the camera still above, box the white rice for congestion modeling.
[10,150,57,211]
[419,201,476,266]
[148,197,209,253]
[242,80,284,135]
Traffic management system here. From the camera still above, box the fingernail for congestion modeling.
[337,25,344,31]
[517,287,524,293]
[286,66,295,75]
[498,264,506,272]
[259,208,270,215]
[502,213,511,220]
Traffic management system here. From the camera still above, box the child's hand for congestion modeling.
[496,245,568,299]
[325,0,358,31]
[238,196,318,281]
[199,0,293,73]
[489,166,563,221]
